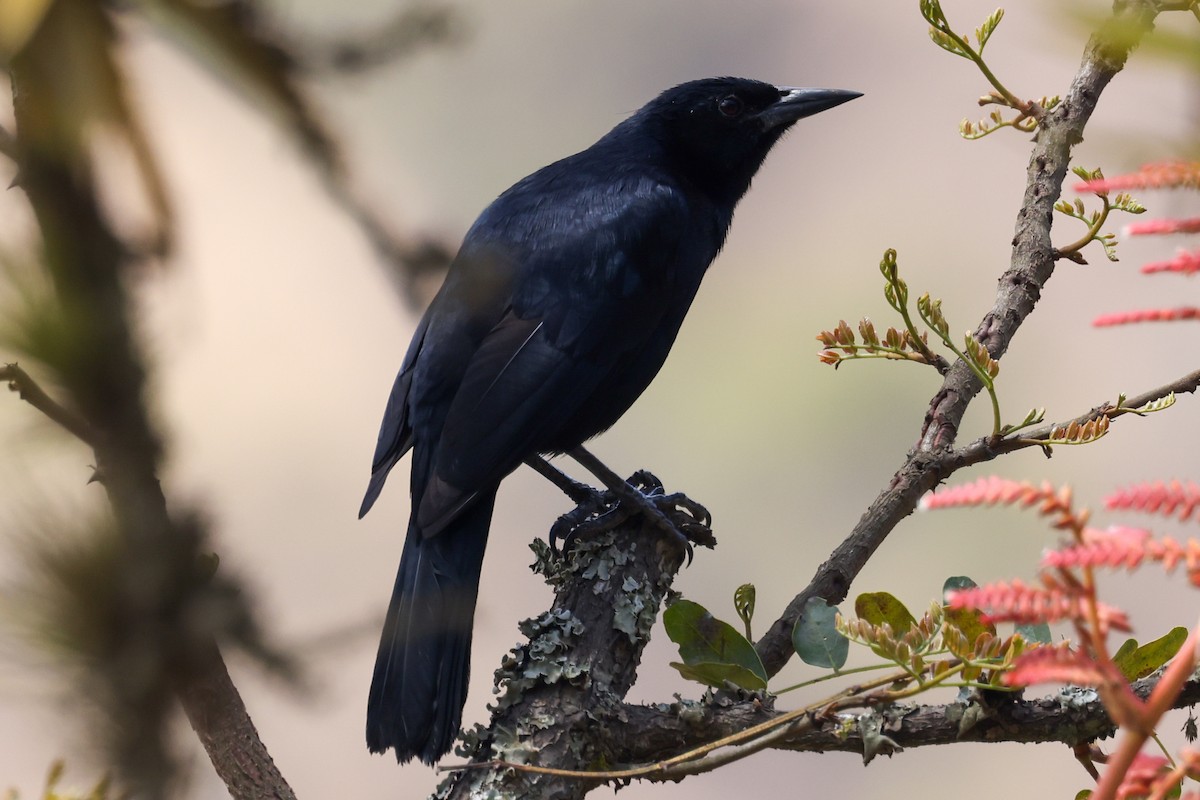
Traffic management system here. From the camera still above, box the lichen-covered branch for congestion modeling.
[437,522,692,800]
[594,667,1200,774]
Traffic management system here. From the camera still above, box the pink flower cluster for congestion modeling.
[1141,249,1200,275]
[1003,642,1123,688]
[1043,526,1200,587]
[1125,218,1200,236]
[1093,307,1200,326]
[1074,160,1200,193]
[1106,480,1200,521]
[947,578,1131,632]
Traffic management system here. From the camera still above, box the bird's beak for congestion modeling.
[758,87,863,130]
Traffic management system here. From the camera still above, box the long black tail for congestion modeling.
[366,492,496,764]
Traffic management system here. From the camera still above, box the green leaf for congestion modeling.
[928,28,968,57]
[919,0,946,26]
[943,575,977,599]
[669,661,767,691]
[1112,637,1139,665]
[734,583,756,641]
[1114,627,1188,681]
[793,597,849,669]
[945,606,995,647]
[1015,622,1053,644]
[945,577,1004,646]
[664,599,768,688]
[975,8,1004,50]
[855,591,917,635]
[1129,393,1176,415]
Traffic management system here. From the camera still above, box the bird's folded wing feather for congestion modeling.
[359,313,433,518]
[415,310,611,535]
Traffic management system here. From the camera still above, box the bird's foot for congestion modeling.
[548,471,715,560]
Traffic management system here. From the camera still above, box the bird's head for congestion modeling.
[632,77,861,205]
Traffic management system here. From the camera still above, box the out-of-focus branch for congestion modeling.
[8,6,295,795]
[123,0,457,305]
[295,4,464,76]
[177,642,297,800]
[1,362,95,445]
[320,172,454,307]
[753,0,1163,677]
[0,121,15,162]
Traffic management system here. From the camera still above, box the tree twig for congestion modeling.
[0,121,15,162]
[1,362,96,445]
[294,4,463,76]
[948,366,1200,471]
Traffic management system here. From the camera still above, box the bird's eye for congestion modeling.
[717,95,744,118]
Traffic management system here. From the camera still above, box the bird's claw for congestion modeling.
[548,473,715,562]
[655,492,714,544]
[628,469,665,495]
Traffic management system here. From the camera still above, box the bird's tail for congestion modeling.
[366,492,496,764]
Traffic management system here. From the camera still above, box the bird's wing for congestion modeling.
[414,308,609,536]
[359,313,433,518]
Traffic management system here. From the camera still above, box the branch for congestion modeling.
[617,664,1200,774]
[462,661,1200,786]
[9,29,296,798]
[4,354,300,799]
[0,121,15,162]
[949,367,1200,470]
[436,520,693,799]
[754,0,1163,677]
[177,643,297,800]
[294,4,463,75]
[1,362,95,445]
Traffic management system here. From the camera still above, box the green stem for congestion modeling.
[895,304,945,371]
[1056,196,1112,258]
[1150,732,1176,766]
[827,349,931,364]
[773,662,900,695]
[918,308,1003,436]
[940,27,1025,111]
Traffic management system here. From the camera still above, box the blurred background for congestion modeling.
[1,0,1198,797]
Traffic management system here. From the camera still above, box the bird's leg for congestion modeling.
[565,446,715,555]
[523,455,601,505]
[524,455,625,554]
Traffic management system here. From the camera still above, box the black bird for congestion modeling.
[360,77,860,764]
